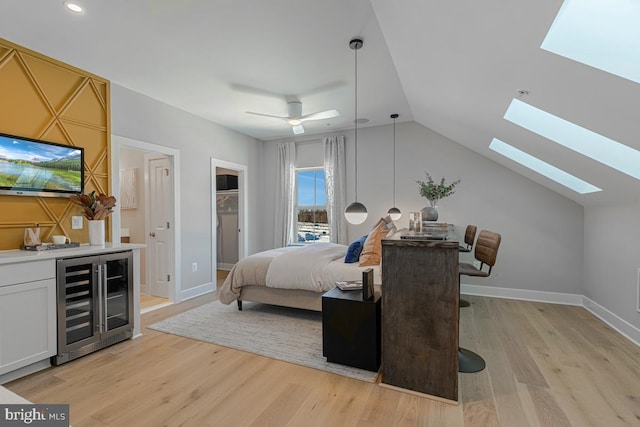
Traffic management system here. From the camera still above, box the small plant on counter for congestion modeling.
[416,173,461,206]
[69,191,117,220]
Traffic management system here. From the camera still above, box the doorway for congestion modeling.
[111,135,180,314]
[211,158,248,289]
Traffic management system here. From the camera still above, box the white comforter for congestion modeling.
[217,242,380,304]
[266,242,365,292]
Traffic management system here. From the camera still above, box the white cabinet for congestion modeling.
[0,260,56,377]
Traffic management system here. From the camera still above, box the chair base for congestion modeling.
[458,347,486,373]
[460,298,470,307]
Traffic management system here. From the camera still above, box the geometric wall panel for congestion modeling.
[0,37,111,250]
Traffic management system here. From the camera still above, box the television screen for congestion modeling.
[0,132,84,197]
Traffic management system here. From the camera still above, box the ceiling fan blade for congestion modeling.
[246,111,289,121]
[299,109,340,122]
[292,124,305,135]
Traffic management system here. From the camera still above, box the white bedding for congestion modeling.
[218,242,380,304]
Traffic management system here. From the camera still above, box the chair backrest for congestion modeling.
[464,225,477,247]
[474,230,501,273]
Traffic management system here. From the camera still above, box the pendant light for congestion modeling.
[344,37,368,225]
[387,113,401,220]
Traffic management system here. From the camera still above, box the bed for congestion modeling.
[217,242,382,311]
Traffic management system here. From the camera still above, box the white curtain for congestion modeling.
[323,136,347,244]
[274,142,296,247]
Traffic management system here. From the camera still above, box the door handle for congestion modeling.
[149,232,156,237]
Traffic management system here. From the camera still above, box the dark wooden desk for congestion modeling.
[381,228,459,402]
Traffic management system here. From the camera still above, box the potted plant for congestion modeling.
[416,173,460,221]
[69,191,117,245]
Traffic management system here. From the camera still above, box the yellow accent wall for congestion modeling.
[0,38,111,250]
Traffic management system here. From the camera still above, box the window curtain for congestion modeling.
[274,142,296,247]
[323,136,347,245]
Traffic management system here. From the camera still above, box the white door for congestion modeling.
[147,157,171,298]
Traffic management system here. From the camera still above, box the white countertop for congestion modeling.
[0,243,145,265]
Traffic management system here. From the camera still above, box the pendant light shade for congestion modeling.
[387,113,401,220]
[345,37,368,225]
[345,201,368,225]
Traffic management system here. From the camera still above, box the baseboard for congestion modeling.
[178,282,215,302]
[461,283,640,348]
[461,283,583,306]
[582,296,640,348]
[217,263,234,271]
[0,360,51,385]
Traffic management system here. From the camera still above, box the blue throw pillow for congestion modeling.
[344,235,368,263]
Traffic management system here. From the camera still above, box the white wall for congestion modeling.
[583,201,640,332]
[119,147,147,286]
[111,84,262,298]
[261,121,584,295]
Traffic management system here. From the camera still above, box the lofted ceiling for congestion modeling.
[1,0,639,207]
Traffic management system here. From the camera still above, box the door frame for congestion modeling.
[211,158,248,290]
[111,134,181,303]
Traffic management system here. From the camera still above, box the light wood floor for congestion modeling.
[140,293,170,311]
[6,295,640,426]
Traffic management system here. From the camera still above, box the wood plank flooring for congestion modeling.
[6,295,640,426]
[140,293,169,311]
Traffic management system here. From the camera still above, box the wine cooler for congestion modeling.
[53,251,133,365]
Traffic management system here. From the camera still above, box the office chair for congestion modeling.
[458,224,477,307]
[458,229,501,373]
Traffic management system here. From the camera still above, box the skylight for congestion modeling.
[504,98,640,181]
[489,138,601,194]
[541,0,640,85]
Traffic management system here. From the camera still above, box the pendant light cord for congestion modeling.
[354,45,358,203]
[392,115,396,206]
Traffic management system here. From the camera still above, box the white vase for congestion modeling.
[88,220,105,245]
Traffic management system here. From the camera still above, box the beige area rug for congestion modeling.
[148,300,379,383]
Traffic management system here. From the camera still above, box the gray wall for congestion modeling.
[111,83,262,295]
[260,121,585,295]
[583,201,640,331]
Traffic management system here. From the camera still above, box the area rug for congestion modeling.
[148,300,379,383]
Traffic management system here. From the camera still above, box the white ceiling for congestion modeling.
[2,0,639,206]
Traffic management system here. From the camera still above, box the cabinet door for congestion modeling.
[101,252,133,332]
[0,279,56,375]
[57,257,98,350]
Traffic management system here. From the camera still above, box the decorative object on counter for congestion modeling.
[69,191,116,245]
[22,242,80,251]
[52,235,70,245]
[408,212,422,232]
[88,220,105,245]
[416,173,461,221]
[69,191,116,220]
[23,225,41,246]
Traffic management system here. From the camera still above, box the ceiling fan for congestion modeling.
[246,101,339,135]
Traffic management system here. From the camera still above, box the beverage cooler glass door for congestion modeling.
[56,257,98,351]
[101,251,133,334]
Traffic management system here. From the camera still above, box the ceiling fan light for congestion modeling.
[64,1,83,13]
[288,119,301,126]
[345,202,368,225]
[387,207,401,221]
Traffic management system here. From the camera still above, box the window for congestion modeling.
[504,98,640,181]
[489,138,601,194]
[295,168,329,243]
[541,0,640,85]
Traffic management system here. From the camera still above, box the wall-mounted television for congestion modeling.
[0,132,84,197]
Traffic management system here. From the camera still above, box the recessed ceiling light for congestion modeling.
[64,2,83,13]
